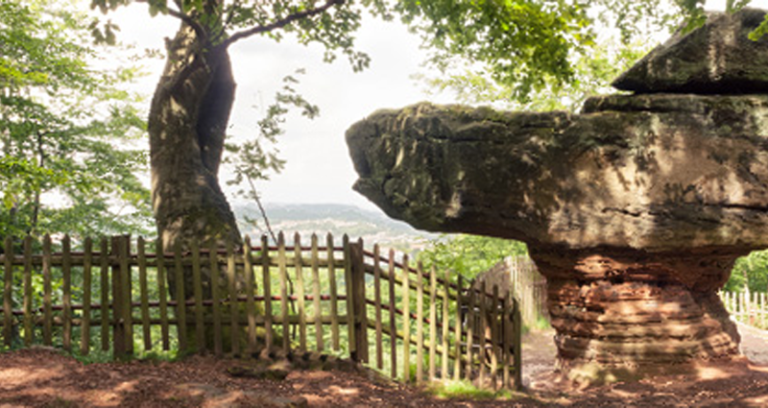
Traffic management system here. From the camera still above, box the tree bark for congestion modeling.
[148,21,242,306]
[149,22,241,253]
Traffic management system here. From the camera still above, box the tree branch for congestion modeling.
[246,174,278,244]
[166,7,207,40]
[135,0,207,40]
[244,174,298,339]
[222,0,345,48]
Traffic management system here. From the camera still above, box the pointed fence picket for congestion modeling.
[0,233,523,389]
[720,290,768,330]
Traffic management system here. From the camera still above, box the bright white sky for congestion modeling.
[106,0,761,213]
[109,5,454,213]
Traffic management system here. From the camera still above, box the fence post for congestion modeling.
[23,236,33,347]
[387,248,397,379]
[3,237,13,347]
[349,239,368,363]
[402,254,411,382]
[512,297,523,390]
[328,234,340,352]
[454,275,463,381]
[111,235,131,360]
[416,262,424,384]
[62,235,72,352]
[175,240,188,355]
[42,235,52,346]
[262,235,274,351]
[100,238,110,351]
[502,291,511,389]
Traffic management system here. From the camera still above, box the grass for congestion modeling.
[67,331,181,365]
[524,315,552,333]
[133,348,181,363]
[69,345,179,365]
[71,346,114,365]
[52,396,78,407]
[425,379,513,400]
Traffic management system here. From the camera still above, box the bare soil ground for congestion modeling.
[1,325,767,408]
[522,326,768,407]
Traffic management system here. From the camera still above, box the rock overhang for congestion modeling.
[347,94,768,252]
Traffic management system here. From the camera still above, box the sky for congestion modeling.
[110,5,454,213]
[106,0,760,214]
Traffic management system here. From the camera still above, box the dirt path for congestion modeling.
[738,321,768,364]
[0,325,767,407]
[521,328,558,389]
[523,322,768,381]
[521,324,768,407]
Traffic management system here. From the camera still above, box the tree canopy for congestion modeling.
[89,0,626,102]
[0,0,151,239]
[418,235,528,280]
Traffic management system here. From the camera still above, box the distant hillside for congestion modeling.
[232,203,435,252]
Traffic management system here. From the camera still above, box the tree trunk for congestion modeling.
[149,22,241,254]
[148,20,243,340]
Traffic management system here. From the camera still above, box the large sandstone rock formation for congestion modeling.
[346,9,768,380]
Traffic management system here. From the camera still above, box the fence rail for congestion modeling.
[720,290,768,330]
[0,233,522,389]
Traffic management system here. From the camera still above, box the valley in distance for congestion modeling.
[233,202,436,255]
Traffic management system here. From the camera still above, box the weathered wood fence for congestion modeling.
[720,290,768,330]
[0,233,522,389]
[475,256,547,327]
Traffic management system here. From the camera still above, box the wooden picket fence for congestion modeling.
[474,256,547,327]
[0,233,522,389]
[720,290,768,330]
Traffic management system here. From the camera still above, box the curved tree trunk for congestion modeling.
[148,20,243,336]
[149,22,241,256]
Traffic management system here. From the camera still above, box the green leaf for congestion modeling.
[749,15,768,41]
[1,0,152,238]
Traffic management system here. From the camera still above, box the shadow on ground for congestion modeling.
[0,326,766,407]
[522,325,768,407]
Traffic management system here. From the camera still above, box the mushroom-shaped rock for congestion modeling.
[347,98,768,253]
[345,10,768,379]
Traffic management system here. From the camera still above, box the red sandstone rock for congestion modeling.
[537,248,739,372]
[345,10,768,380]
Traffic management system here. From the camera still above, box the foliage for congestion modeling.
[0,0,152,240]
[418,235,528,281]
[226,69,319,189]
[91,0,607,100]
[421,39,651,112]
[421,0,768,111]
[725,250,768,293]
[416,0,682,109]
[394,0,595,102]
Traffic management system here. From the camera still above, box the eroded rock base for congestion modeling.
[531,246,741,380]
